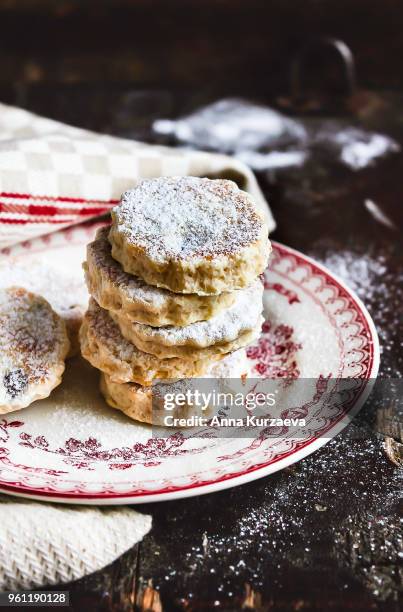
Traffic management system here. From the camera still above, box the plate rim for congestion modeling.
[0,234,380,505]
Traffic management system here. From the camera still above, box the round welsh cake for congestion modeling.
[0,287,70,414]
[109,177,271,295]
[100,349,250,425]
[110,280,263,358]
[79,299,227,386]
[85,227,238,327]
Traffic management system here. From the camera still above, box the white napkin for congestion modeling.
[0,495,151,590]
[0,102,274,250]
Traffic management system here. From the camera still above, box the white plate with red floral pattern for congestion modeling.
[0,222,379,505]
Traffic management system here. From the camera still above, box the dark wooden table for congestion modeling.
[6,87,402,611]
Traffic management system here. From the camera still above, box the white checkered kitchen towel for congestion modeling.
[0,102,274,249]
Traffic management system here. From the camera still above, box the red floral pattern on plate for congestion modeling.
[247,320,301,378]
[0,224,379,503]
[1,318,302,473]
[17,429,215,471]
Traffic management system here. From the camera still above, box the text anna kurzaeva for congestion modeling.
[151,376,378,439]
[160,388,306,428]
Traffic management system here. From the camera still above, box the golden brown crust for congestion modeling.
[85,227,237,327]
[79,299,225,385]
[100,349,250,424]
[100,374,153,424]
[110,225,270,295]
[0,287,70,413]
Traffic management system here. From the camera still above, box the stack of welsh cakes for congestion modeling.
[80,176,271,424]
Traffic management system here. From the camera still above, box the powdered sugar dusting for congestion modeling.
[132,281,263,347]
[89,227,179,307]
[207,348,249,378]
[0,287,67,405]
[0,258,88,323]
[112,177,266,262]
[319,251,387,296]
[319,249,402,377]
[85,298,138,361]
